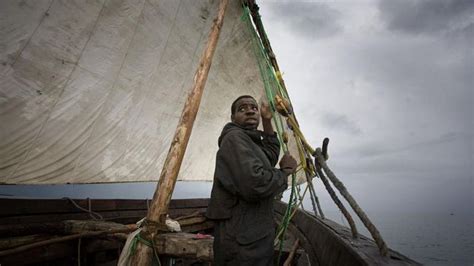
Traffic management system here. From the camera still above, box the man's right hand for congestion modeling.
[279,152,297,175]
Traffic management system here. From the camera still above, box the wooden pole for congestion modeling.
[129,0,229,265]
[0,235,50,250]
[283,239,300,266]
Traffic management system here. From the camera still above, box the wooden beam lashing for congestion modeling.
[129,0,229,265]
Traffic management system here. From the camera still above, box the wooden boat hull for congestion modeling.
[0,198,419,265]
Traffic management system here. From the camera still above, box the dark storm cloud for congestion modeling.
[377,0,474,35]
[320,112,361,135]
[265,2,342,38]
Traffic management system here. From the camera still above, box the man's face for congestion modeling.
[231,97,260,129]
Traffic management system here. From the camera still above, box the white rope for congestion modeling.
[63,197,103,220]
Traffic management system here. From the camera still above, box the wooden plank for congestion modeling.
[0,208,208,227]
[0,238,121,265]
[0,241,76,265]
[275,201,365,266]
[0,228,133,257]
[274,212,321,266]
[0,220,134,238]
[181,221,214,233]
[0,198,146,216]
[0,234,50,250]
[0,210,148,225]
[0,198,209,217]
[275,201,420,265]
[154,233,213,261]
[0,222,62,237]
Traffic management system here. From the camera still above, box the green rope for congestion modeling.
[276,173,296,265]
[242,6,298,265]
[241,7,288,152]
[129,232,161,266]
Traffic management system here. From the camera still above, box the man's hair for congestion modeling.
[231,95,256,115]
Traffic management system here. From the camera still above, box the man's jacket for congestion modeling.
[206,122,288,244]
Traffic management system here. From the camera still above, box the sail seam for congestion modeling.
[8,0,109,183]
[69,0,149,183]
[109,0,185,182]
[10,0,55,67]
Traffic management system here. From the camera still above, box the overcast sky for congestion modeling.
[259,0,473,214]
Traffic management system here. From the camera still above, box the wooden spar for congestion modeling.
[283,239,300,266]
[129,0,229,264]
[0,235,50,250]
[247,1,290,104]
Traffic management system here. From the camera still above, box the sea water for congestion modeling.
[323,210,473,266]
[1,182,472,265]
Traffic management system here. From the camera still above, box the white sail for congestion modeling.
[0,0,305,184]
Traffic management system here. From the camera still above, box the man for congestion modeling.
[206,95,297,266]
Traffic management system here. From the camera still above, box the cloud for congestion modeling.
[377,0,474,35]
[260,1,472,219]
[263,2,342,39]
[349,131,472,158]
[320,112,361,135]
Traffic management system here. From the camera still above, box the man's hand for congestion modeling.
[260,100,272,120]
[279,152,297,175]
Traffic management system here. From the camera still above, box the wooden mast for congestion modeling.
[129,0,229,264]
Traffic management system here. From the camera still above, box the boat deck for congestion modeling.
[0,198,419,265]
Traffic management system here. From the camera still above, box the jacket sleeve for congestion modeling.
[260,132,280,167]
[216,131,288,202]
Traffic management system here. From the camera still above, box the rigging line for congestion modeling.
[243,6,318,263]
[69,0,148,181]
[276,171,296,266]
[300,150,322,218]
[7,0,108,182]
[276,127,309,243]
[295,185,305,211]
[243,7,289,153]
[275,184,310,240]
[10,0,55,67]
[307,177,325,219]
